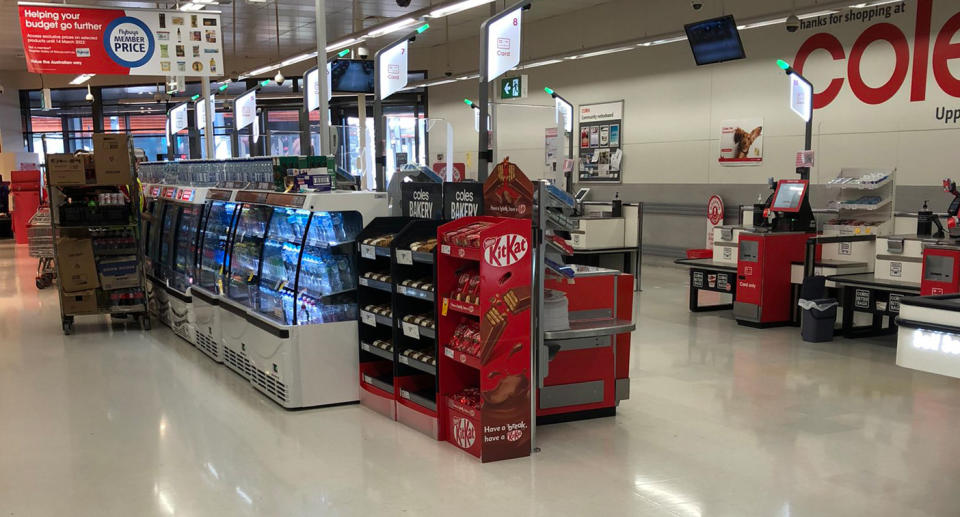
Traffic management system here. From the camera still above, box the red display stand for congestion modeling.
[437,216,532,462]
[10,170,41,244]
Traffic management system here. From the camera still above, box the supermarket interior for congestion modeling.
[3,0,960,515]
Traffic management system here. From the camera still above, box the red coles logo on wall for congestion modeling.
[794,0,960,108]
[483,234,529,267]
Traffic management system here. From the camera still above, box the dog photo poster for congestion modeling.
[719,119,763,165]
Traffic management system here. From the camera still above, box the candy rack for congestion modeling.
[437,216,533,462]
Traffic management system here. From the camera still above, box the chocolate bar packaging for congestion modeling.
[483,158,534,219]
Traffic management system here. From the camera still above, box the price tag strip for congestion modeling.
[360,244,376,260]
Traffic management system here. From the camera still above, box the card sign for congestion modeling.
[486,7,522,82]
[168,102,188,136]
[360,244,376,259]
[396,250,413,265]
[555,97,573,133]
[195,95,214,132]
[234,89,258,142]
[402,321,421,340]
[790,73,812,122]
[401,182,443,219]
[304,64,332,112]
[361,311,377,327]
[379,40,408,100]
[18,5,224,77]
[444,182,484,219]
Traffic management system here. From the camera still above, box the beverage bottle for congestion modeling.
[330,213,347,241]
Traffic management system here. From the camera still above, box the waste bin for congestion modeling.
[798,276,838,343]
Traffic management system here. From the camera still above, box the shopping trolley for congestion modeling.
[27,207,56,289]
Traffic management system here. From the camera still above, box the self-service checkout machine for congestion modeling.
[920,179,960,295]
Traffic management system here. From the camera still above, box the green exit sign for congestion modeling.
[500,75,526,100]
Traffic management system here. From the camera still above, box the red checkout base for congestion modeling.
[539,269,634,423]
[921,246,960,296]
[734,232,812,327]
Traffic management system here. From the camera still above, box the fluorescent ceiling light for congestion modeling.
[429,0,495,18]
[367,18,416,38]
[572,46,634,59]
[738,18,786,29]
[523,59,563,68]
[70,74,95,85]
[649,36,687,46]
[326,37,360,52]
[280,52,317,67]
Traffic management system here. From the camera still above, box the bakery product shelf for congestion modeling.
[358,277,392,293]
[398,353,437,375]
[399,388,437,412]
[360,342,394,361]
[398,285,435,301]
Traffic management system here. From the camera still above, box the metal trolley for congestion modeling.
[46,154,151,335]
[27,206,56,289]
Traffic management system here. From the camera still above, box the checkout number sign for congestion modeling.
[706,195,724,248]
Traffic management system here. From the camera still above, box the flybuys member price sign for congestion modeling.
[19,4,224,76]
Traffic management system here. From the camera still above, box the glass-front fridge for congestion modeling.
[293,210,363,325]
[144,198,164,278]
[170,203,202,292]
[158,202,180,282]
[227,204,273,308]
[198,201,238,294]
[257,207,310,324]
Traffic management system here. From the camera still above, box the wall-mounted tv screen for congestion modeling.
[684,15,746,66]
[330,59,375,94]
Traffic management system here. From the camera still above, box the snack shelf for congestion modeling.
[358,277,392,293]
[399,388,437,412]
[397,285,435,301]
[437,216,533,462]
[398,353,437,375]
[444,297,481,317]
[361,341,395,362]
[359,244,392,260]
[439,243,481,261]
[401,321,436,340]
[362,373,395,394]
[360,310,394,327]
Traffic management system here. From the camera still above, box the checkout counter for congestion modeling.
[565,192,643,290]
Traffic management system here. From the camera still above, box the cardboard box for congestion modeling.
[93,134,134,185]
[47,154,87,186]
[60,289,98,315]
[56,237,100,292]
[98,255,140,290]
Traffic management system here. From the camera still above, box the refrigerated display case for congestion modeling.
[217,190,388,407]
[193,197,239,363]
[142,185,164,318]
[161,188,234,345]
[151,186,180,325]
[221,195,273,379]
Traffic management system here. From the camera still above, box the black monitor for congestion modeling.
[330,59,375,94]
[684,15,746,66]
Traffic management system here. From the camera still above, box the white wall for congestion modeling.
[417,0,960,188]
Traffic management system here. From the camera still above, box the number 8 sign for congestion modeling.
[487,7,523,81]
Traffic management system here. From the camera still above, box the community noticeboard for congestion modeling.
[18,3,223,77]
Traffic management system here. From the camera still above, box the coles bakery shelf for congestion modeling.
[437,216,533,462]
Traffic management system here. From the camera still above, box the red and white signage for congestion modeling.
[378,41,408,100]
[483,233,529,267]
[486,7,522,82]
[706,195,724,248]
[19,3,223,76]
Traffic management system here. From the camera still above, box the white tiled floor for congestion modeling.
[3,241,960,516]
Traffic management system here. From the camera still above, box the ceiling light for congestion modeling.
[573,47,634,59]
[428,0,495,18]
[523,59,563,68]
[326,37,360,52]
[70,74,95,85]
[738,18,786,29]
[280,52,317,67]
[367,18,416,38]
[649,36,687,46]
[179,3,208,11]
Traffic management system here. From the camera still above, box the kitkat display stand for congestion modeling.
[437,216,533,462]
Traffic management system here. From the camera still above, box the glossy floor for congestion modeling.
[2,243,959,516]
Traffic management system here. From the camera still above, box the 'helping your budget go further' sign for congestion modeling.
[19,3,223,77]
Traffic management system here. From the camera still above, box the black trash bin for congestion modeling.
[799,276,838,343]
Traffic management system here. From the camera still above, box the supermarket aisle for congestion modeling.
[3,241,960,516]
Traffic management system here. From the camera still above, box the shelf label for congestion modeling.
[441,297,449,316]
[839,242,851,256]
[359,277,369,287]
[399,356,409,365]
[444,347,454,358]
[396,249,413,265]
[361,343,372,352]
[402,321,421,339]
[400,388,411,400]
[440,244,451,255]
[361,311,377,327]
[360,244,376,259]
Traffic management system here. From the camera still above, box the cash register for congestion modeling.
[734,179,817,327]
